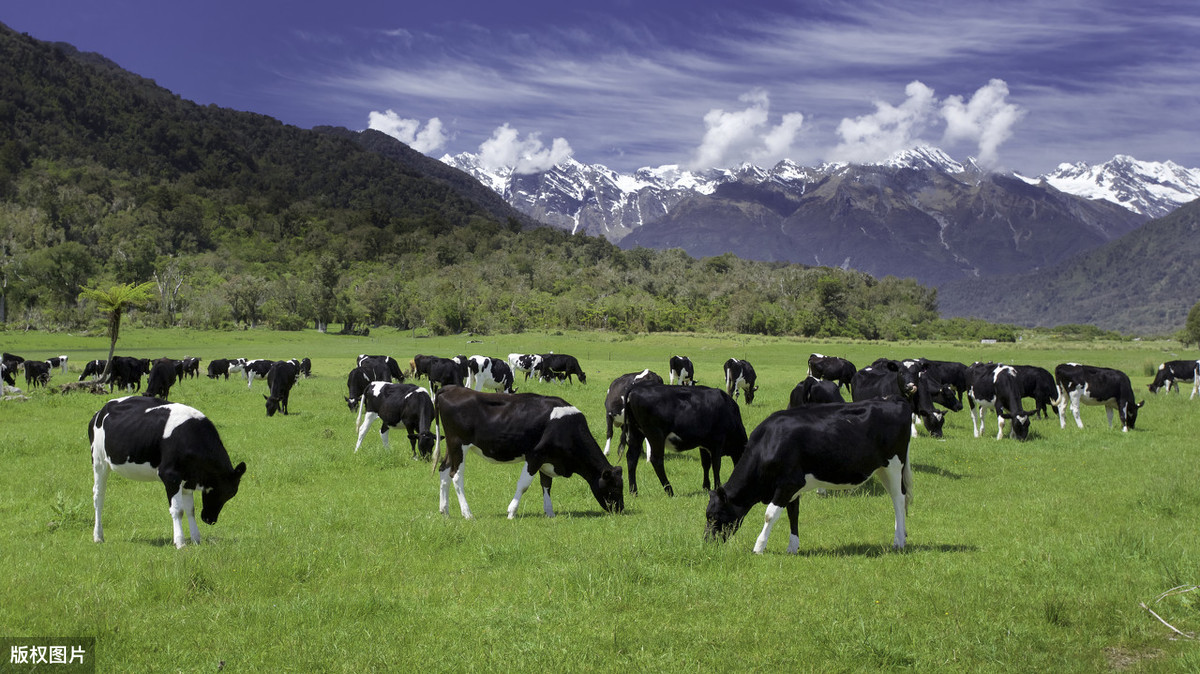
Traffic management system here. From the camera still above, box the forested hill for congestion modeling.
[0,22,998,341]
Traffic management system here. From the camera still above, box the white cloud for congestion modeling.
[941,79,1025,167]
[829,81,938,164]
[690,90,805,169]
[367,110,448,154]
[478,124,573,174]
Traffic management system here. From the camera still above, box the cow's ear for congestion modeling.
[233,462,246,478]
[262,394,269,401]
[608,465,623,479]
[1136,400,1145,408]
[714,486,727,503]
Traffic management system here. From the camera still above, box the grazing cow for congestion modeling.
[298,357,312,378]
[2,353,24,386]
[507,353,543,381]
[1148,359,1200,398]
[145,359,179,400]
[788,376,844,408]
[669,355,696,386]
[358,354,404,382]
[806,354,857,393]
[967,364,1031,440]
[705,398,913,554]
[1054,363,1144,432]
[89,396,246,549]
[853,359,955,438]
[723,358,758,404]
[243,359,274,389]
[22,360,52,388]
[79,359,108,382]
[470,357,516,394]
[433,386,624,519]
[207,359,232,379]
[264,360,298,416]
[345,366,381,411]
[623,384,747,496]
[106,356,151,391]
[428,358,468,393]
[180,357,201,379]
[1011,364,1057,418]
[536,353,587,384]
[601,369,665,457]
[46,355,69,375]
[905,358,968,406]
[353,382,438,458]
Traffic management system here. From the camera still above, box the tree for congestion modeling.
[1183,301,1200,347]
[78,281,157,384]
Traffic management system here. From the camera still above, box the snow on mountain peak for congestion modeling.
[1036,155,1200,218]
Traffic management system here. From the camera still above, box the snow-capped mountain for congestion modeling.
[1019,155,1200,218]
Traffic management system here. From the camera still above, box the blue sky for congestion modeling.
[6,0,1199,175]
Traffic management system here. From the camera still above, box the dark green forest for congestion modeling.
[0,22,1015,341]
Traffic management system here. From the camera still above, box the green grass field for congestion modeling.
[2,328,1199,672]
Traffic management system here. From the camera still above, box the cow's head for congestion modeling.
[344,396,360,412]
[200,462,246,525]
[592,465,624,513]
[705,486,747,542]
[416,431,437,459]
[999,411,1031,440]
[264,394,284,416]
[744,385,758,405]
[1123,400,1145,430]
[921,410,947,438]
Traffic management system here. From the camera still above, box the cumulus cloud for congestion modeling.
[830,81,938,163]
[941,79,1025,167]
[690,90,805,169]
[478,124,573,174]
[829,79,1025,165]
[367,110,448,154]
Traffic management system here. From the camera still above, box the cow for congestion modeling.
[788,376,845,408]
[89,396,246,549]
[507,353,543,381]
[535,353,587,384]
[358,354,404,382]
[723,358,758,405]
[428,357,468,393]
[264,360,298,416]
[145,358,179,400]
[851,359,940,436]
[904,358,968,406]
[1054,363,1144,432]
[18,360,51,388]
[243,359,273,389]
[470,357,516,394]
[1148,359,1200,398]
[207,359,232,379]
[46,355,69,375]
[2,352,23,386]
[106,356,151,391]
[622,384,747,496]
[601,369,665,457]
[1011,364,1058,418]
[705,398,913,554]
[668,356,696,386]
[79,359,108,382]
[298,357,312,378]
[806,354,857,393]
[345,366,381,411]
[353,382,438,458]
[410,354,438,379]
[967,364,1031,440]
[180,357,201,379]
[433,386,624,519]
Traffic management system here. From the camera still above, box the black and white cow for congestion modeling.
[966,364,1031,440]
[79,359,108,382]
[507,353,543,382]
[46,355,69,375]
[22,360,52,388]
[1148,359,1200,398]
[905,358,968,406]
[536,353,587,384]
[145,358,179,400]
[852,359,951,437]
[2,352,23,386]
[705,398,912,554]
[1054,363,1144,432]
[264,360,298,416]
[344,366,379,411]
[106,356,151,391]
[180,357,201,379]
[89,396,246,549]
[433,386,624,519]
[623,384,747,496]
[668,356,696,386]
[353,382,437,458]
[806,354,857,393]
[428,357,468,393]
[243,359,274,389]
[1011,364,1058,418]
[298,357,312,378]
[358,354,404,382]
[206,359,232,380]
[788,376,844,408]
[723,358,758,404]
[469,357,516,393]
[601,369,665,457]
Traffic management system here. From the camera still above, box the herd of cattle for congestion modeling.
[4,348,1198,553]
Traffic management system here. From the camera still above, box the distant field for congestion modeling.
[2,328,1198,672]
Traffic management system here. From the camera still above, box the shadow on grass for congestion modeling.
[793,541,978,558]
[913,463,965,480]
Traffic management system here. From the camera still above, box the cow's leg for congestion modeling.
[648,445,673,497]
[969,401,982,438]
[603,415,614,457]
[166,483,196,548]
[699,448,713,491]
[440,444,472,519]
[1070,391,1084,429]
[875,457,908,549]
[507,462,538,519]
[1192,376,1199,400]
[1106,406,1116,430]
[625,430,643,495]
[354,412,379,452]
[540,473,554,518]
[753,501,787,554]
[91,452,109,544]
[995,413,1006,440]
[785,499,800,555]
[910,414,919,439]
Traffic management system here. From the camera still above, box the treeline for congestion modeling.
[0,22,1016,341]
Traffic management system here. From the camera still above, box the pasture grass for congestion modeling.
[2,327,1199,672]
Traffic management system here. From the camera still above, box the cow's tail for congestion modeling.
[430,390,443,475]
[355,394,366,429]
